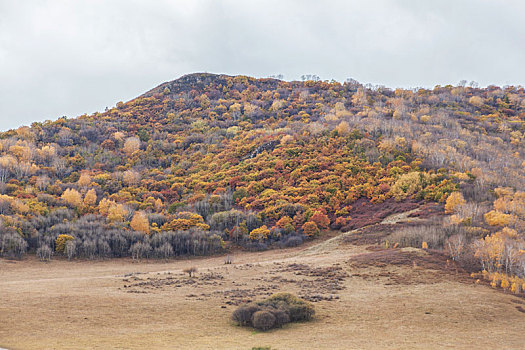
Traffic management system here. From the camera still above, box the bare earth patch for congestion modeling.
[1,220,525,349]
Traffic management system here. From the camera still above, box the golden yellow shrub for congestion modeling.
[484,210,516,226]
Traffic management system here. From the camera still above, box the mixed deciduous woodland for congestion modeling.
[1,73,525,293]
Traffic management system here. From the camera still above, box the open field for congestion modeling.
[2,225,525,349]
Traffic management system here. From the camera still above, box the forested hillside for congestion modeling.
[1,73,525,290]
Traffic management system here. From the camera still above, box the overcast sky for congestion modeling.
[0,0,524,131]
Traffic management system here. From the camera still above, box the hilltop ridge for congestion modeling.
[141,73,284,99]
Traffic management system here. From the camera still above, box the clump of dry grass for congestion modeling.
[183,266,198,277]
[383,224,459,249]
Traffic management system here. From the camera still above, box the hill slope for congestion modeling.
[0,73,524,272]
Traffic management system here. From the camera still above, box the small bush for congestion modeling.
[271,308,290,327]
[252,311,276,331]
[232,293,314,331]
[232,305,261,326]
[183,266,198,277]
[260,293,315,322]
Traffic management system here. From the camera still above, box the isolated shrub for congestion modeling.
[261,293,315,322]
[252,311,276,331]
[232,305,261,326]
[183,266,198,277]
[333,216,348,229]
[232,293,314,331]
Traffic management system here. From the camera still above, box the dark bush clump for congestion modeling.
[270,308,290,327]
[281,235,304,248]
[259,293,315,322]
[251,310,276,331]
[232,305,261,326]
[231,293,314,331]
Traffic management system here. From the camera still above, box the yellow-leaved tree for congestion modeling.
[77,173,92,188]
[445,192,466,214]
[484,210,516,226]
[123,169,141,186]
[302,221,320,237]
[123,137,140,155]
[130,211,150,234]
[83,188,97,206]
[249,225,270,241]
[61,188,82,207]
[55,234,74,254]
[107,203,127,222]
[390,172,427,201]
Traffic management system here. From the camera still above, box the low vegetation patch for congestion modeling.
[232,293,315,331]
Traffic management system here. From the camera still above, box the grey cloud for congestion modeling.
[0,0,524,130]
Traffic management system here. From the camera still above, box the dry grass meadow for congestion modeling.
[2,216,525,349]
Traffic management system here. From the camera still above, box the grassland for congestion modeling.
[2,218,525,350]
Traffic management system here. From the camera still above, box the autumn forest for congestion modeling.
[1,73,525,294]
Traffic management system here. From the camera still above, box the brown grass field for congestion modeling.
[2,218,525,349]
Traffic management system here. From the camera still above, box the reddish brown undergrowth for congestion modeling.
[341,198,421,230]
[348,248,471,284]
